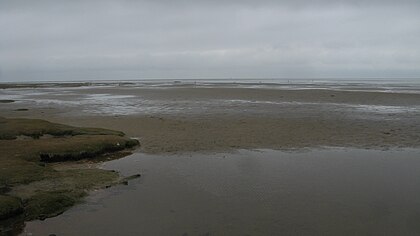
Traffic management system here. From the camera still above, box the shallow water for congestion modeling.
[23,148,420,235]
[2,84,420,119]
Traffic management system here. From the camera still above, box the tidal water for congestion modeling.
[1,81,420,118]
[23,148,420,235]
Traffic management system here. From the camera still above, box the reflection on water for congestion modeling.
[23,148,420,235]
[2,86,420,118]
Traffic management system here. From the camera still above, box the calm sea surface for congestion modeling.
[23,148,420,236]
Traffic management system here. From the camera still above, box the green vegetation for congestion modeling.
[0,117,124,139]
[24,190,85,220]
[0,196,23,220]
[0,117,139,232]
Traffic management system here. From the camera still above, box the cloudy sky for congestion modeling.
[0,0,419,81]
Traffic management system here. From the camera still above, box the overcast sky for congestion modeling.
[0,0,419,82]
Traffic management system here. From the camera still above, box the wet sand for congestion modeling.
[1,83,419,152]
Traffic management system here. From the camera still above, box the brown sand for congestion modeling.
[1,85,419,153]
[45,115,419,153]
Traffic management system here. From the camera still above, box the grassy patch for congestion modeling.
[0,117,139,231]
[38,135,138,162]
[0,159,57,186]
[24,190,85,220]
[0,195,23,220]
[59,169,119,189]
[0,117,124,139]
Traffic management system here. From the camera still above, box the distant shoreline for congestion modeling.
[1,77,420,86]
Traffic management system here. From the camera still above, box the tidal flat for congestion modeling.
[1,81,420,235]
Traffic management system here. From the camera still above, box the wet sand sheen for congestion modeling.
[24,148,420,235]
[1,84,420,152]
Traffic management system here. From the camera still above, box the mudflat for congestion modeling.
[1,83,419,153]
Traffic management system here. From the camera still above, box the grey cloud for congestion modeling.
[0,0,419,81]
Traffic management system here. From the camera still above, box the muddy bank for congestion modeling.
[51,115,420,154]
[0,117,139,234]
